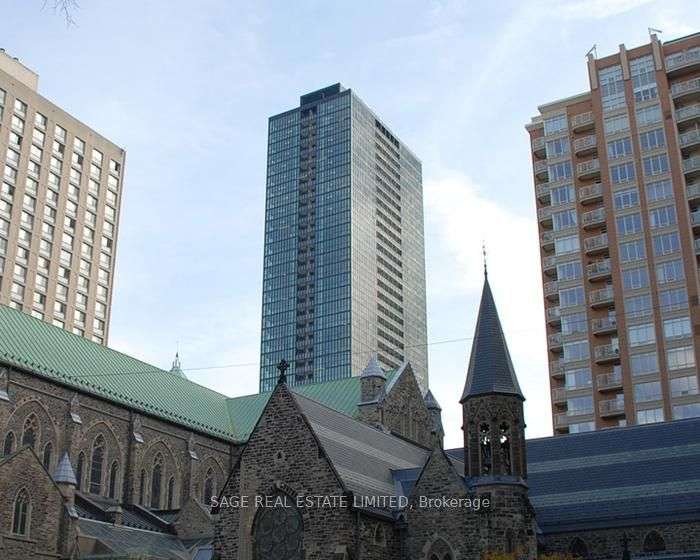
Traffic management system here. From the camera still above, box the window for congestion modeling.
[203,468,215,505]
[599,65,626,111]
[628,323,655,347]
[253,492,304,559]
[89,436,105,494]
[551,184,575,206]
[619,239,646,263]
[604,113,630,136]
[553,209,577,231]
[643,531,666,553]
[631,55,658,101]
[560,286,584,308]
[21,415,38,449]
[663,317,691,340]
[639,128,666,151]
[607,137,632,160]
[631,351,658,376]
[42,442,52,470]
[567,395,594,415]
[555,235,579,255]
[613,188,639,210]
[561,312,587,335]
[637,408,664,424]
[546,137,570,159]
[76,453,85,491]
[656,259,684,285]
[670,376,699,398]
[673,403,700,420]
[151,454,163,508]
[649,205,676,230]
[646,179,673,203]
[643,154,669,177]
[569,422,595,433]
[548,161,572,182]
[109,462,119,499]
[653,231,680,256]
[659,288,688,313]
[3,432,15,457]
[139,470,146,505]
[667,346,695,371]
[11,489,30,536]
[622,266,649,290]
[565,367,592,389]
[635,381,662,403]
[54,124,67,143]
[610,162,636,184]
[636,104,662,127]
[563,340,589,363]
[73,137,85,154]
[616,213,642,236]
[34,112,47,129]
[544,114,567,136]
[557,260,582,281]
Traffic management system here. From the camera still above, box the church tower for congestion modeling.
[461,271,536,556]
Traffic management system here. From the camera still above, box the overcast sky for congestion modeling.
[3,0,699,447]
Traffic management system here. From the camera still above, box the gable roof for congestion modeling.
[461,275,523,401]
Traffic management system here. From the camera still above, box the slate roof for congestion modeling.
[445,416,700,533]
[461,275,523,401]
[53,452,77,485]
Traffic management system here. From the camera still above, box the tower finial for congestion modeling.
[277,359,290,385]
[482,241,488,278]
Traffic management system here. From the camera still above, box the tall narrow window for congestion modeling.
[76,452,85,491]
[167,477,175,509]
[139,469,146,505]
[3,432,14,457]
[151,454,163,508]
[479,423,492,475]
[203,468,214,505]
[108,461,119,499]
[21,415,38,449]
[89,436,105,494]
[499,422,512,475]
[42,442,53,470]
[12,489,30,536]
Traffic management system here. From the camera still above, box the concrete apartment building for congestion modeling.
[260,84,428,392]
[527,33,700,434]
[0,50,124,344]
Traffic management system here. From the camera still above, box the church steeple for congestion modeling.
[461,273,523,403]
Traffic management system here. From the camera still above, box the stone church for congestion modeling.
[0,275,699,559]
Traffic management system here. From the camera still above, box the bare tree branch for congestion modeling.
[42,0,80,26]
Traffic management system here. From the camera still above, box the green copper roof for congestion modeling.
[0,304,397,443]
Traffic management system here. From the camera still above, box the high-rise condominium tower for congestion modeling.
[260,84,428,392]
[527,32,700,434]
[0,51,124,344]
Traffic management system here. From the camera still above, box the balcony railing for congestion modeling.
[536,182,551,200]
[597,369,623,390]
[672,77,700,98]
[552,387,567,402]
[534,161,548,177]
[695,238,700,254]
[548,333,563,350]
[573,135,597,154]
[577,158,601,178]
[538,206,553,223]
[587,258,612,279]
[590,286,615,307]
[676,104,700,124]
[683,156,700,174]
[691,210,700,227]
[594,343,620,363]
[570,112,594,131]
[582,207,606,228]
[680,128,700,149]
[591,315,617,334]
[666,48,700,72]
[543,280,559,297]
[532,136,546,154]
[579,182,603,204]
[543,255,557,271]
[540,230,554,248]
[550,359,564,377]
[584,233,608,253]
[546,306,561,323]
[687,181,700,201]
[599,397,625,416]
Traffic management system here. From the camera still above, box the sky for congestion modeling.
[2,0,699,448]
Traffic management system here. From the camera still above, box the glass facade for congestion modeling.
[260,85,428,392]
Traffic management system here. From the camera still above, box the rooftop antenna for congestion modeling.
[586,44,597,59]
[648,27,663,36]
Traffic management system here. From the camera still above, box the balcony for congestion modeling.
[591,315,617,335]
[684,156,700,177]
[573,135,597,156]
[687,181,700,202]
[599,397,625,417]
[540,230,554,250]
[543,255,557,275]
[590,286,615,308]
[672,77,700,101]
[571,111,594,132]
[581,207,606,229]
[587,258,612,281]
[695,238,700,255]
[535,182,551,203]
[584,233,609,255]
[546,305,561,325]
[680,127,700,151]
[543,280,559,300]
[597,368,623,391]
[676,104,700,126]
[666,48,700,76]
[538,206,553,226]
[552,387,567,403]
[548,333,563,352]
[550,358,564,378]
[577,158,601,179]
[534,160,548,180]
[579,182,603,205]
[691,210,700,229]
[532,136,546,158]
[594,343,620,364]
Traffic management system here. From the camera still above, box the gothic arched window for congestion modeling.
[203,468,214,505]
[505,528,515,553]
[499,422,512,475]
[21,415,38,450]
[12,489,30,536]
[108,461,119,499]
[76,452,85,491]
[3,432,15,457]
[89,436,105,494]
[253,493,303,560]
[373,524,385,546]
[643,531,666,552]
[427,537,453,560]
[570,537,589,559]
[139,469,147,505]
[479,423,492,474]
[167,477,175,509]
[42,442,53,470]
[150,454,163,508]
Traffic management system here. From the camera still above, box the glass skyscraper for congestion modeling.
[260,84,428,392]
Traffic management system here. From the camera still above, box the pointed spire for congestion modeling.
[461,274,524,402]
[361,356,386,379]
[53,452,77,485]
[169,352,187,379]
[424,389,442,411]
